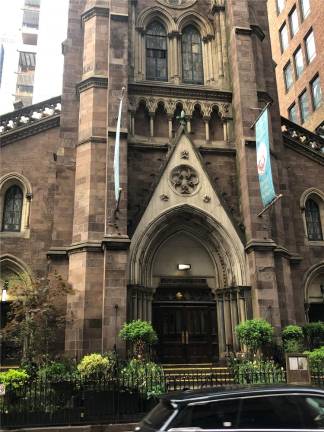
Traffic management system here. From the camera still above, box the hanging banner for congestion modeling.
[256,108,276,207]
[113,88,125,204]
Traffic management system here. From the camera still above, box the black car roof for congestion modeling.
[161,385,324,405]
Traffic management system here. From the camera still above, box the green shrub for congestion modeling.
[282,325,304,352]
[284,339,303,353]
[119,320,158,359]
[303,322,324,349]
[77,353,112,379]
[0,369,29,390]
[37,361,76,381]
[235,319,274,356]
[304,346,324,371]
[231,359,285,385]
[121,359,165,398]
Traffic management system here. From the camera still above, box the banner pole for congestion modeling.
[257,194,283,217]
[250,101,273,130]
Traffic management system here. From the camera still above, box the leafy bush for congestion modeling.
[37,361,76,381]
[235,319,274,356]
[304,346,324,371]
[77,353,113,379]
[230,359,285,385]
[303,322,324,349]
[282,325,304,352]
[119,320,158,359]
[0,369,29,390]
[284,339,303,353]
[121,359,165,398]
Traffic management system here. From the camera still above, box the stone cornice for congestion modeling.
[0,116,60,146]
[199,146,236,155]
[128,82,232,103]
[102,236,131,250]
[111,13,128,22]
[81,6,109,23]
[245,239,277,253]
[48,237,132,256]
[76,76,108,95]
[68,241,102,255]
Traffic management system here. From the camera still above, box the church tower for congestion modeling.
[54,0,296,361]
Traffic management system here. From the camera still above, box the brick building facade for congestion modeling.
[267,0,324,134]
[1,0,324,364]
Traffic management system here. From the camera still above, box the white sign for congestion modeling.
[0,384,5,396]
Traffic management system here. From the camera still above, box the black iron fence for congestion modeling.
[1,367,323,429]
[0,374,161,429]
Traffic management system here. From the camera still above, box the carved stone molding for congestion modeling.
[76,76,108,94]
[180,150,189,159]
[129,82,232,103]
[157,0,197,9]
[129,94,232,119]
[81,6,110,23]
[170,165,199,195]
[160,194,169,201]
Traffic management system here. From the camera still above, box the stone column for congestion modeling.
[102,1,130,356]
[65,1,110,358]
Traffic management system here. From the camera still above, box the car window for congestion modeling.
[141,400,174,430]
[296,395,324,428]
[169,399,240,429]
[238,395,304,429]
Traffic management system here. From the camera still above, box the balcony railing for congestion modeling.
[0,96,61,136]
[281,116,324,157]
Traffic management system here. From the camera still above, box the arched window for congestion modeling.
[2,185,23,232]
[305,198,323,241]
[182,26,204,84]
[146,21,168,81]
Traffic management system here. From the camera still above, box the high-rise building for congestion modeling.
[0,0,68,114]
[267,0,324,134]
[0,45,4,86]
[14,0,40,107]
[0,0,324,364]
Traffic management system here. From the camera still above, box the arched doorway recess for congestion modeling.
[304,263,324,322]
[128,205,251,361]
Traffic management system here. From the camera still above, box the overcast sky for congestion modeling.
[0,0,69,114]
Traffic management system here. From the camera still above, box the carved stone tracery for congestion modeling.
[130,94,232,120]
[170,164,199,195]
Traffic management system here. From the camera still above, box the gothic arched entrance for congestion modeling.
[128,205,251,362]
[304,264,324,322]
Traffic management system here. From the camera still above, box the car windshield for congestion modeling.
[141,400,175,429]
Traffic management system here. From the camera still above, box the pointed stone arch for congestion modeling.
[136,6,177,34]
[304,262,324,322]
[0,254,32,300]
[129,204,247,289]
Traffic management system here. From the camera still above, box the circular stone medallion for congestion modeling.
[170,165,199,195]
[157,0,197,9]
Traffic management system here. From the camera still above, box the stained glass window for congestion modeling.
[182,26,204,84]
[305,198,323,241]
[146,21,167,81]
[2,185,23,232]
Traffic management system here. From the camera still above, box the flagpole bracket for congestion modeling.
[257,194,283,217]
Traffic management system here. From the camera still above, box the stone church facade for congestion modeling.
[1,0,324,364]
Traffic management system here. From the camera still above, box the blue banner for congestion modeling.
[256,109,276,207]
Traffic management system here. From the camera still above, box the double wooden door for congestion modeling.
[152,303,218,364]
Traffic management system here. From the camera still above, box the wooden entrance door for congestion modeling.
[152,303,218,364]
